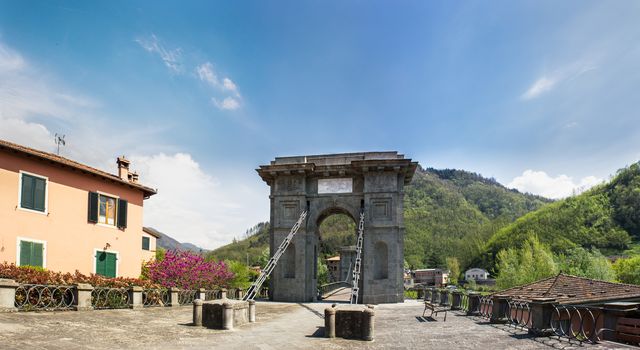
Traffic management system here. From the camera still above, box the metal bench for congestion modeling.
[423,301,448,322]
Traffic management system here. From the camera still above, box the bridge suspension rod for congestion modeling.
[350,210,365,304]
[243,210,308,301]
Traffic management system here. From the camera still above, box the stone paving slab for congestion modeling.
[0,300,635,349]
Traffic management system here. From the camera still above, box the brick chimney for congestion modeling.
[117,156,130,181]
[129,171,139,184]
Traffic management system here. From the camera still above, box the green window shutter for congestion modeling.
[88,192,99,223]
[117,199,127,229]
[33,177,46,212]
[31,242,43,267]
[142,236,150,250]
[21,174,34,209]
[95,251,106,276]
[105,253,117,278]
[19,241,32,266]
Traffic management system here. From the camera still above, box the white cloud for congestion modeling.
[521,61,597,100]
[135,34,183,73]
[213,97,240,111]
[222,78,238,95]
[132,153,268,249]
[508,169,603,199]
[0,44,26,72]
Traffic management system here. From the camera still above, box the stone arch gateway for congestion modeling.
[257,152,417,303]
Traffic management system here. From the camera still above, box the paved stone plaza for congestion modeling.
[0,300,634,349]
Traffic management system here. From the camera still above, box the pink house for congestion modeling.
[0,139,157,278]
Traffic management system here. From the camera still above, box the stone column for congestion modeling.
[129,286,143,310]
[222,302,234,330]
[430,289,437,303]
[221,288,228,299]
[74,283,94,311]
[197,288,206,301]
[490,295,508,324]
[601,302,640,341]
[440,290,449,306]
[237,289,245,300]
[169,287,180,307]
[324,307,336,338]
[193,299,203,326]
[528,298,557,335]
[0,279,18,312]
[249,300,256,323]
[467,292,481,315]
[451,291,462,310]
[362,307,375,341]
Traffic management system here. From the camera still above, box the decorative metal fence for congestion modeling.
[178,290,198,305]
[505,299,531,329]
[91,287,130,309]
[550,304,603,344]
[460,293,470,312]
[14,284,75,311]
[478,296,493,319]
[204,289,222,300]
[142,288,170,307]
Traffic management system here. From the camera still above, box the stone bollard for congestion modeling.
[237,289,245,300]
[221,288,228,299]
[440,290,449,306]
[0,279,19,312]
[324,307,336,338]
[129,286,143,310]
[451,291,462,310]
[197,288,206,301]
[193,299,203,326]
[169,287,180,307]
[601,302,639,341]
[467,292,481,315]
[490,295,509,323]
[528,298,557,335]
[74,283,94,311]
[249,300,256,323]
[362,307,375,341]
[222,302,234,330]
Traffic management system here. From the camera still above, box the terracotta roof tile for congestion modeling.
[0,138,157,197]
[495,273,640,305]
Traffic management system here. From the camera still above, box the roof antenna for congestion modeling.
[54,133,66,155]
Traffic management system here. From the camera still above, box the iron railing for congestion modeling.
[91,287,130,309]
[478,296,493,319]
[505,299,531,329]
[142,288,170,307]
[550,304,603,344]
[178,290,198,305]
[204,289,222,300]
[15,284,75,311]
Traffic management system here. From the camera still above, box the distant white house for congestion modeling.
[465,268,489,281]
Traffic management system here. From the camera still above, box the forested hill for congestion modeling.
[209,166,551,270]
[480,162,640,270]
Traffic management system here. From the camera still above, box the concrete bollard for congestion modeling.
[193,299,203,326]
[197,288,206,301]
[249,300,256,323]
[221,288,228,300]
[362,307,375,341]
[238,289,245,300]
[0,279,19,312]
[129,286,143,310]
[169,287,180,307]
[74,283,94,311]
[324,307,336,338]
[528,298,557,335]
[222,302,234,330]
[467,292,481,315]
[491,295,508,323]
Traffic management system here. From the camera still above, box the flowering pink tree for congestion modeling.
[147,251,234,289]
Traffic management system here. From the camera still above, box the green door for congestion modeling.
[95,251,117,278]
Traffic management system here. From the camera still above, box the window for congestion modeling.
[20,173,47,212]
[142,236,150,251]
[18,240,45,267]
[99,194,117,225]
[95,251,117,278]
[87,192,128,229]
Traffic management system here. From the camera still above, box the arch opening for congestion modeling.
[316,209,357,286]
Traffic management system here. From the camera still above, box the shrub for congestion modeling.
[146,250,234,289]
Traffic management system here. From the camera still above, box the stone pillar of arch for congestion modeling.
[257,152,417,303]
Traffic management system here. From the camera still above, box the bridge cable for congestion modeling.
[350,211,365,304]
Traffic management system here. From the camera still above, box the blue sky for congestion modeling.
[1,1,639,248]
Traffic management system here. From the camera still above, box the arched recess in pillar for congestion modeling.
[283,243,296,278]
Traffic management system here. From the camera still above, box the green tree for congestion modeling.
[445,257,460,285]
[226,260,253,289]
[555,247,616,281]
[495,235,557,289]
[317,257,329,286]
[612,255,640,285]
